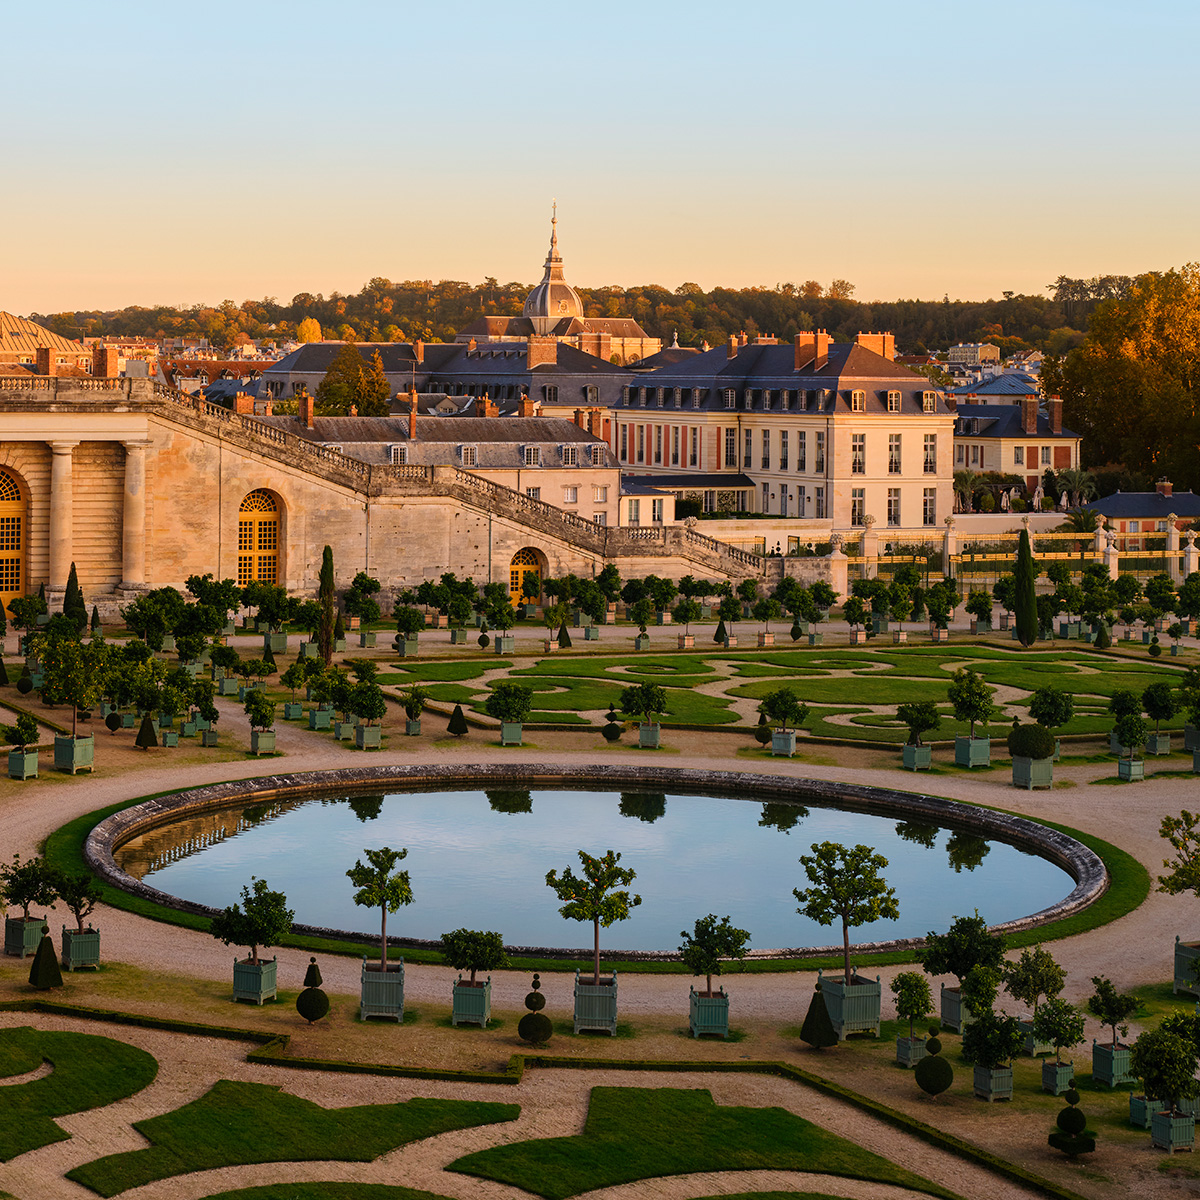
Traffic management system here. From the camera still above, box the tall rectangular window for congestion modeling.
[690,428,698,467]
[889,433,901,474]
[636,425,645,463]
[743,429,752,468]
[851,488,865,525]
[780,430,789,471]
[761,429,771,469]
[851,390,865,412]
[628,499,640,525]
[797,430,806,471]
[762,483,770,512]
[957,444,965,464]
[523,446,540,466]
[887,390,901,412]
[561,445,577,467]
[797,485,806,514]
[852,433,865,474]
[887,488,901,526]
[923,433,937,474]
[923,488,937,526]
[563,486,578,504]
[815,431,825,473]
[654,425,663,464]
[593,485,608,502]
[671,426,680,465]
[619,424,628,460]
[1014,446,1024,465]
[652,498,664,522]
[724,428,737,467]
[815,486,826,519]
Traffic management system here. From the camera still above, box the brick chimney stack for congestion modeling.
[1020,396,1038,436]
[477,392,498,418]
[298,389,315,429]
[408,384,418,439]
[92,343,120,377]
[727,336,738,360]
[588,409,604,438]
[35,347,56,377]
[1157,477,1174,497]
[234,394,255,414]
[854,331,896,361]
[412,340,424,364]
[1048,395,1063,435]
[526,336,558,369]
[793,330,833,371]
[518,391,535,417]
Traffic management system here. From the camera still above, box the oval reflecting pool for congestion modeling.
[113,788,1074,952]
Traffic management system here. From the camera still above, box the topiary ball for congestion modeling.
[478,633,490,648]
[1064,1087,1080,1107]
[517,1011,553,1045]
[914,1053,954,1097]
[296,987,330,1024]
[17,677,32,695]
[927,1023,941,1038]
[105,712,122,732]
[1056,1105,1087,1135]
[525,989,546,1011]
[925,1036,942,1056]
[602,723,622,743]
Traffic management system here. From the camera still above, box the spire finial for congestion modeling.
[550,199,558,253]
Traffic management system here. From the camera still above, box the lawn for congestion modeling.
[193,1188,457,1200]
[67,1081,518,1196]
[448,1086,955,1200]
[0,1027,159,1161]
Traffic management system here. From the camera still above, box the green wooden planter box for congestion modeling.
[771,730,796,757]
[1146,732,1172,755]
[30,671,44,690]
[639,723,661,749]
[1093,1040,1135,1087]
[181,720,198,738]
[723,635,738,648]
[973,1064,1013,1102]
[161,634,176,652]
[1042,1059,1075,1094]
[356,724,381,749]
[896,1036,927,1068]
[1194,750,1200,774]
[902,744,931,771]
[160,730,179,748]
[201,729,220,746]
[232,956,277,1004]
[335,720,355,740]
[955,735,990,768]
[5,916,48,958]
[521,604,539,619]
[494,635,515,655]
[573,610,593,628]
[573,970,618,1034]
[61,925,100,970]
[250,729,276,755]
[656,611,672,625]
[219,677,239,696]
[54,734,94,775]
[871,615,889,634]
[500,721,523,746]
[299,642,320,660]
[1012,756,1053,790]
[404,719,421,737]
[1018,1018,1053,1056]
[396,637,419,657]
[1173,936,1200,995]
[308,708,331,730]
[584,626,600,641]
[817,970,881,1039]
[940,984,972,1033]
[677,633,695,649]
[8,748,38,780]
[223,620,236,636]
[1118,758,1145,781]
[1143,630,1153,644]
[450,628,469,644]
[807,631,823,646]
[360,958,404,1021]
[634,634,651,651]
[264,632,287,654]
[334,637,347,652]
[359,631,377,648]
[688,987,729,1038]
[1152,1110,1196,1153]
[970,619,992,634]
[120,711,136,727]
[283,702,303,720]
[1131,1094,1162,1128]
[1184,724,1200,752]
[452,976,492,1026]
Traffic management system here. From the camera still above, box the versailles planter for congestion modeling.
[1131,1094,1163,1128]
[1118,758,1145,781]
[359,631,377,648]
[1194,751,1200,773]
[1173,935,1200,995]
[218,677,239,696]
[902,744,932,771]
[970,618,992,634]
[1152,1110,1196,1153]
[396,637,419,657]
[1092,1040,1135,1088]
[543,639,559,653]
[634,634,651,651]
[1185,724,1200,752]
[405,719,421,737]
[892,630,908,644]
[872,615,889,635]
[818,970,881,1039]
[1042,1059,1075,1095]
[940,984,972,1033]
[1018,1018,1053,1056]
[265,632,287,654]
[896,1036,927,1068]
[955,736,991,768]
[232,956,277,1004]
[656,611,672,625]
[160,730,179,748]
[677,634,694,649]
[360,958,405,1021]
[54,734,94,775]
[757,631,775,647]
[299,642,320,660]
[973,1064,1014,1102]
[931,628,950,643]
[494,636,515,656]
[308,708,331,730]
[584,626,600,641]
[180,719,198,737]
[573,970,618,1034]
[639,723,661,749]
[283,703,303,720]
[5,916,47,958]
[8,748,38,780]
[335,720,355,740]
[201,729,220,746]
[451,976,491,1027]
[1012,755,1053,790]
[1146,732,1172,756]
[355,725,381,749]
[450,628,469,645]
[689,987,730,1038]
[771,730,796,757]
[61,925,100,970]
[433,615,449,629]
[500,721,523,746]
[849,630,867,645]
[334,637,347,653]
[807,631,824,646]
[161,634,176,652]
[250,729,276,755]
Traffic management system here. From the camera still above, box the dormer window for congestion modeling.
[851,390,866,412]
[887,390,901,412]
[461,445,477,467]
[524,445,541,467]
[673,388,683,409]
[762,390,773,411]
[723,388,736,409]
[562,445,578,467]
[586,385,598,403]
[621,386,631,406]
[390,445,407,465]
[589,444,604,465]
[691,388,703,409]
[922,391,937,413]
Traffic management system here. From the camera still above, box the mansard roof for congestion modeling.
[952,404,1077,439]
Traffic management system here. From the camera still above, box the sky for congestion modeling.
[4,0,1198,314]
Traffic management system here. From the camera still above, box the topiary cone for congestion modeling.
[799,987,837,1049]
[447,704,469,737]
[29,931,63,990]
[303,956,323,988]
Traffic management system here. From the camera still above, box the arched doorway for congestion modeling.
[0,468,24,615]
[238,490,280,586]
[508,547,544,606]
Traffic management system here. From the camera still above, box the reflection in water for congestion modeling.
[946,831,991,873]
[895,820,939,849]
[619,793,667,823]
[487,789,533,814]
[759,802,808,833]
[348,795,384,822]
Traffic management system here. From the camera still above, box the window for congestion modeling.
[460,445,477,467]
[956,444,965,464]
[922,391,937,413]
[390,444,407,465]
[621,387,631,406]
[1129,521,1140,533]
[237,490,279,586]
[743,429,752,468]
[761,429,771,469]
[923,434,937,474]
[691,388,702,409]
[852,433,865,474]
[673,388,683,409]
[723,388,736,409]
[724,428,737,467]
[586,385,598,403]
[524,446,541,467]
[628,499,641,525]
[797,485,806,514]
[887,390,901,412]
[762,390,773,411]
[636,425,645,462]
[780,430,789,471]
[780,390,791,411]
[814,431,825,473]
[593,485,608,502]
[619,424,628,460]
[796,430,806,472]
[638,388,649,407]
[671,426,680,465]
[545,386,558,404]
[851,390,866,412]
[589,444,604,465]
[887,488,901,526]
[851,488,865,525]
[1014,445,1024,465]
[593,512,607,526]
[815,486,826,519]
[762,483,770,512]
[563,485,578,503]
[526,486,541,500]
[652,498,664,522]
[654,425,663,464]
[562,445,578,467]
[970,444,980,466]
[1041,445,1051,465]
[923,488,937,526]
[689,427,698,466]
[889,433,902,474]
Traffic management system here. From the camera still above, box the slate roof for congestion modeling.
[950,373,1040,398]
[267,342,461,375]
[1082,491,1200,519]
[457,315,652,339]
[432,341,628,378]
[621,472,757,490]
[952,403,1077,440]
[627,346,701,371]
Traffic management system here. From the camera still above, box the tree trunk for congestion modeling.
[380,905,388,969]
[842,918,852,985]
[594,917,601,985]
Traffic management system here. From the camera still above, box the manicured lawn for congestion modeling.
[378,662,489,682]
[67,1081,518,1196]
[0,1027,159,1162]
[732,676,955,705]
[194,1188,457,1200]
[448,1086,955,1200]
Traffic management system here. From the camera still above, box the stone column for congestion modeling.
[861,515,878,579]
[121,440,151,590]
[942,515,957,581]
[47,441,79,592]
[1183,531,1198,582]
[1165,515,1182,583]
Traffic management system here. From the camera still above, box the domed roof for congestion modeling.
[522,205,585,335]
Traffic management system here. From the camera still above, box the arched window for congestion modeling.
[508,547,544,606]
[238,490,279,586]
[0,468,24,615]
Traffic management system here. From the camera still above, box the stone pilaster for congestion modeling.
[121,440,151,590]
[47,440,79,593]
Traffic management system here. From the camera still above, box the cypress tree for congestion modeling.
[63,562,87,632]
[799,986,838,1048]
[1014,529,1038,647]
[318,546,335,666]
[447,704,469,737]
[29,931,63,990]
[90,605,102,635]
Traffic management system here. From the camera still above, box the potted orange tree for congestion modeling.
[441,928,507,1027]
[347,846,412,1021]
[58,871,103,970]
[679,913,750,1039]
[2,854,58,958]
[209,877,293,1003]
[5,714,40,781]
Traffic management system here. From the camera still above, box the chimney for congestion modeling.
[412,339,424,364]
[1048,395,1062,435]
[573,408,586,430]
[588,408,604,438]
[234,394,255,414]
[299,390,315,429]
[727,336,738,360]
[467,338,477,353]
[854,331,896,361]
[477,391,498,418]
[35,347,56,377]
[1157,478,1173,498]
[527,335,558,369]
[408,384,418,439]
[518,391,535,418]
[1020,395,1038,436]
[92,343,119,377]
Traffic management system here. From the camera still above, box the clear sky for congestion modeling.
[5,0,1198,314]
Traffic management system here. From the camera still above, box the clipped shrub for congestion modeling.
[296,956,330,1024]
[754,712,772,746]
[447,704,469,737]
[134,713,158,750]
[713,619,726,644]
[1094,622,1112,649]
[799,987,838,1049]
[28,931,63,990]
[105,711,122,733]
[602,708,623,743]
[517,973,552,1045]
[914,1052,954,1097]
[1006,722,1056,760]
[1049,1088,1096,1157]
